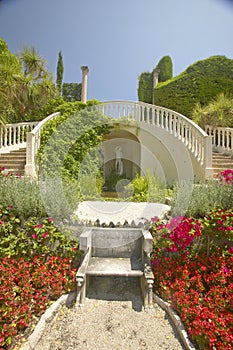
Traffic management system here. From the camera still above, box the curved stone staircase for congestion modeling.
[0,148,233,179]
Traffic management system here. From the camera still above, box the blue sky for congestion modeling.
[0,0,233,101]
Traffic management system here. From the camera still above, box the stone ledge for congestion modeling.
[154,293,196,350]
[20,294,68,350]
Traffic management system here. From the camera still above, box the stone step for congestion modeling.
[212,162,233,167]
[212,152,233,175]
[0,148,26,175]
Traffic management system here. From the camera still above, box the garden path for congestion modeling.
[32,277,186,350]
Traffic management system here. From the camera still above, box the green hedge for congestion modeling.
[153,55,233,118]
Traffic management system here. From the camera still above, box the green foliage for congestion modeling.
[78,174,103,200]
[62,82,82,102]
[56,51,64,96]
[127,172,168,203]
[38,107,111,180]
[38,177,81,220]
[0,38,55,123]
[0,172,46,219]
[171,179,233,218]
[138,72,153,104]
[192,93,233,128]
[156,55,173,82]
[0,205,80,259]
[0,169,81,221]
[153,55,233,117]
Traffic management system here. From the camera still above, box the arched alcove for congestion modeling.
[100,129,141,191]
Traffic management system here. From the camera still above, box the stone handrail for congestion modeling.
[95,101,212,171]
[25,112,60,176]
[0,121,38,153]
[205,125,233,153]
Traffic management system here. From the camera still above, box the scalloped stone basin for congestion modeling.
[75,201,170,225]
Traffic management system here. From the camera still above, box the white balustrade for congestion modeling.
[99,101,212,175]
[0,121,38,153]
[205,125,233,153]
[25,112,60,176]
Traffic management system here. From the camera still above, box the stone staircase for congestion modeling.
[0,148,233,178]
[212,151,233,177]
[0,148,26,175]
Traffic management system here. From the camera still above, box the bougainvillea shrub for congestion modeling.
[217,169,233,186]
[150,210,233,350]
[0,256,76,349]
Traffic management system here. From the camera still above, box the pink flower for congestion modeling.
[9,205,14,209]
[0,220,4,225]
[47,217,53,223]
[151,216,159,223]
[34,224,43,229]
[32,234,37,239]
[42,232,48,239]
[228,247,233,254]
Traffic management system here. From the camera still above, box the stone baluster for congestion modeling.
[13,126,16,145]
[4,126,8,147]
[8,126,12,146]
[151,107,155,125]
[230,129,233,151]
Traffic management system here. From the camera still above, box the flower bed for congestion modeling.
[0,256,76,349]
[150,209,233,350]
[0,202,80,349]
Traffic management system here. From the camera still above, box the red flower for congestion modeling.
[42,232,48,239]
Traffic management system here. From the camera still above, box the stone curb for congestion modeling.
[153,293,196,350]
[20,293,196,350]
[20,294,68,350]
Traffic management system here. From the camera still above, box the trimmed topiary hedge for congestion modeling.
[153,55,233,118]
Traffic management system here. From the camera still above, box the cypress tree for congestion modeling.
[156,56,173,82]
[56,51,64,95]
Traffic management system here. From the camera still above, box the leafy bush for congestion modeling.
[0,205,80,259]
[127,172,168,203]
[171,179,233,218]
[0,168,46,219]
[37,106,111,183]
[192,93,233,128]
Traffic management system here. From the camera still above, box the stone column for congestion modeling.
[152,68,160,104]
[81,66,89,103]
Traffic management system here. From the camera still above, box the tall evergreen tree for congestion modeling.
[56,51,64,95]
[156,56,173,82]
[138,72,153,104]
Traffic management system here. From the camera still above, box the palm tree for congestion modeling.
[0,40,55,122]
[0,38,23,123]
[19,46,47,80]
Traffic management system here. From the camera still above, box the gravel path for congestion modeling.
[34,277,186,350]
